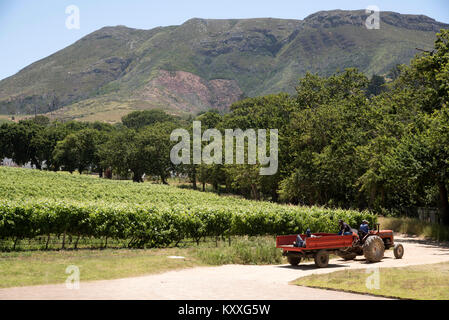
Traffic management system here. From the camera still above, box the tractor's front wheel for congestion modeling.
[363,235,385,262]
[287,255,301,266]
[393,243,404,259]
[314,250,329,268]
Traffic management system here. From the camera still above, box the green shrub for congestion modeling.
[195,237,283,265]
[0,199,376,249]
[380,217,449,242]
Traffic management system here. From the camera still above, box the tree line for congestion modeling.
[1,30,448,224]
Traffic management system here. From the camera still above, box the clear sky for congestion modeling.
[1,0,448,81]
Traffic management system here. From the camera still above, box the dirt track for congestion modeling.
[1,235,448,300]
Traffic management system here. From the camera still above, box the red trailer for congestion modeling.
[276,233,356,267]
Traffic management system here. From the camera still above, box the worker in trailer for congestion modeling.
[305,228,318,238]
[338,219,353,235]
[294,228,318,247]
[294,234,305,247]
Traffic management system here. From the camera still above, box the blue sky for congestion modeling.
[0,0,448,81]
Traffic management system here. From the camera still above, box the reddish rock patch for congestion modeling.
[138,70,243,113]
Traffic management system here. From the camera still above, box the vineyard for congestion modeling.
[0,167,376,250]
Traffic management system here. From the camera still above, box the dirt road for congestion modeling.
[1,235,448,300]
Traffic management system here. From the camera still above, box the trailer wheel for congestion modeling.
[287,255,301,266]
[314,250,329,268]
[363,235,385,262]
[393,243,404,259]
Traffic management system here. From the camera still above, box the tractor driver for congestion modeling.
[359,220,370,237]
[338,219,353,235]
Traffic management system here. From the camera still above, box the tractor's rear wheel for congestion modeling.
[363,235,385,262]
[287,255,301,266]
[314,250,329,268]
[393,243,404,259]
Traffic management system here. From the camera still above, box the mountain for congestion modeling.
[0,10,447,122]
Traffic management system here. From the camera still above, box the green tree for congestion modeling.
[53,129,101,174]
[357,30,449,219]
[279,69,371,207]
[394,29,449,113]
[366,74,386,97]
[99,122,177,183]
[99,128,137,180]
[137,122,178,184]
[122,109,176,130]
[381,107,449,224]
[181,111,225,191]
[31,122,69,170]
[52,134,78,173]
[0,120,44,168]
[222,93,296,200]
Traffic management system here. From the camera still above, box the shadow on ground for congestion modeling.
[277,263,349,270]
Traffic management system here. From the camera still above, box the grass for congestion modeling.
[0,236,284,288]
[293,262,449,300]
[0,248,203,288]
[194,236,283,265]
[379,216,449,242]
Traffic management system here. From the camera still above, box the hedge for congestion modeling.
[0,199,377,249]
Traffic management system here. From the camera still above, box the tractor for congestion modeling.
[336,223,404,262]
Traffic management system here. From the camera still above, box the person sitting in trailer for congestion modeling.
[338,219,353,235]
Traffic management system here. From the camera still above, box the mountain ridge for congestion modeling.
[0,10,447,122]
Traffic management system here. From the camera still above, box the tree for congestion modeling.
[136,122,178,184]
[53,129,101,174]
[386,64,402,81]
[225,164,261,200]
[357,30,449,219]
[394,30,449,113]
[181,111,225,191]
[366,74,386,97]
[381,107,449,224]
[31,115,50,126]
[99,129,138,180]
[279,69,371,207]
[52,134,78,173]
[0,120,44,168]
[222,93,297,200]
[99,122,177,183]
[122,109,176,130]
[31,122,69,170]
